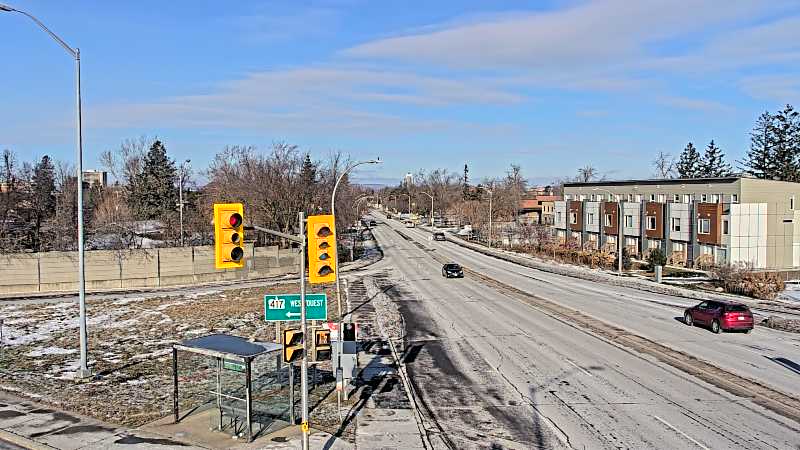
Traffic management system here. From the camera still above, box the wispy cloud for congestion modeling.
[657,95,732,112]
[739,75,800,103]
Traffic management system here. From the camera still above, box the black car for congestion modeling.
[442,263,464,278]
[433,232,446,241]
[369,220,377,227]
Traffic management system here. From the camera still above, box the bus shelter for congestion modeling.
[172,334,284,442]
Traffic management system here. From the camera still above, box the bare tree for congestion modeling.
[652,151,676,179]
[576,165,602,183]
[99,135,153,186]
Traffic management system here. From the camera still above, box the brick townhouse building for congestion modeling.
[553,177,800,271]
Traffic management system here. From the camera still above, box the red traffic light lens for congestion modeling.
[229,213,243,227]
[316,226,331,237]
[230,246,244,262]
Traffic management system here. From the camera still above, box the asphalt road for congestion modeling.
[366,215,800,449]
[385,220,800,400]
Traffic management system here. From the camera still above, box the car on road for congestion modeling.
[442,263,463,278]
[684,300,754,333]
[433,232,446,241]
[404,220,415,228]
[369,220,377,227]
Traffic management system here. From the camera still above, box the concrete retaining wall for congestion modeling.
[0,244,299,295]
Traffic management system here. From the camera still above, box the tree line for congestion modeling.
[652,104,800,180]
[0,138,366,254]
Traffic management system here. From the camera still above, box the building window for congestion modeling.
[683,194,691,204]
[625,237,637,248]
[791,196,796,211]
[657,194,666,203]
[711,194,720,203]
[701,193,708,202]
[671,217,681,232]
[628,194,635,202]
[624,215,633,227]
[723,219,729,235]
[635,194,643,202]
[673,242,685,252]
[700,245,713,256]
[556,212,562,223]
[605,214,613,227]
[648,239,660,249]
[673,194,680,202]
[731,194,738,203]
[649,194,656,202]
[579,194,586,201]
[590,194,596,201]
[564,194,571,200]
[587,213,594,225]
[570,212,578,224]
[607,235,617,244]
[646,216,657,230]
[698,218,710,234]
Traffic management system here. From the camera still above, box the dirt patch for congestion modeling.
[0,281,350,436]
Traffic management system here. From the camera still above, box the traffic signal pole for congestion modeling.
[250,219,309,450]
[298,211,310,450]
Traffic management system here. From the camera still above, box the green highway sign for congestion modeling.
[264,293,328,322]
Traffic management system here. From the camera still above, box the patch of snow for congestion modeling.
[112,297,147,306]
[26,347,77,357]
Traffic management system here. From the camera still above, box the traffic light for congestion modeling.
[307,215,337,284]
[312,329,331,361]
[342,323,357,341]
[283,329,304,363]
[214,203,245,269]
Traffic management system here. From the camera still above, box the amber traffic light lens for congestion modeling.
[319,242,330,249]
[230,246,244,262]
[231,232,240,243]
[229,213,243,227]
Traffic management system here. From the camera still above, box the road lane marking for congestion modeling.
[652,415,710,450]
[565,359,593,377]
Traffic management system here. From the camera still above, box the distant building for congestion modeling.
[553,177,800,271]
[82,170,107,188]
[519,195,561,225]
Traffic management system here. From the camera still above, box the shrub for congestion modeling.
[646,248,667,271]
[711,262,785,300]
[621,248,633,270]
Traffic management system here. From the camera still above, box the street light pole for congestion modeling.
[488,190,493,248]
[1,3,90,379]
[419,192,434,226]
[178,160,190,247]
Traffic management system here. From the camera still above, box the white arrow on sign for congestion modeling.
[286,312,301,318]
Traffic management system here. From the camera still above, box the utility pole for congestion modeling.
[178,159,190,247]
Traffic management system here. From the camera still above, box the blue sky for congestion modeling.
[2,0,799,185]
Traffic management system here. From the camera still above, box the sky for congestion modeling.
[1,0,799,186]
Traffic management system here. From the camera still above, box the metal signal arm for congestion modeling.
[250,225,304,244]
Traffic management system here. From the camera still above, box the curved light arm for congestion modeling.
[0,4,78,58]
[418,191,433,201]
[330,159,381,219]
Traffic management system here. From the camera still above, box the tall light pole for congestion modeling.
[487,189,493,248]
[2,3,90,379]
[419,191,434,226]
[177,159,191,247]
[593,188,624,276]
[330,158,380,410]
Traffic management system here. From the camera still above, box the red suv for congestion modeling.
[684,301,754,333]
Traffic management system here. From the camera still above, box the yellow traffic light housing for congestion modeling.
[312,329,331,361]
[283,329,304,363]
[307,215,337,284]
[214,203,245,269]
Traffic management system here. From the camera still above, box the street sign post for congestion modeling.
[264,294,328,322]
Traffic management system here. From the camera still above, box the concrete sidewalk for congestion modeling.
[0,391,352,450]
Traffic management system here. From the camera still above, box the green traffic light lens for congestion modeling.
[230,246,244,261]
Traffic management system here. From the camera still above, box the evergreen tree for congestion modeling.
[300,153,317,212]
[742,111,776,179]
[675,142,701,178]
[699,140,731,177]
[128,140,178,220]
[462,163,470,200]
[28,155,56,251]
[772,104,800,182]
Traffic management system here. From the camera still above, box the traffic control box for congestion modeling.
[283,329,304,363]
[312,329,331,361]
[213,203,245,269]
[307,215,337,284]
